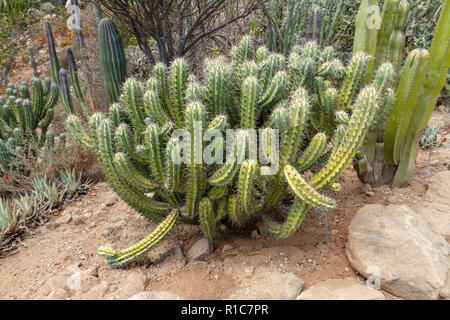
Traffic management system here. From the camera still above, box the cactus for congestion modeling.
[0,77,60,173]
[67,48,87,112]
[353,0,450,187]
[263,0,346,55]
[98,18,127,104]
[67,36,383,267]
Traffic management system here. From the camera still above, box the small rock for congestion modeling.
[56,214,72,225]
[45,288,69,300]
[256,221,268,236]
[387,194,400,204]
[105,194,118,207]
[429,159,439,166]
[128,291,184,300]
[157,245,186,269]
[222,244,233,256]
[71,215,83,226]
[48,275,68,291]
[83,281,109,300]
[244,266,255,278]
[46,222,60,230]
[187,238,213,261]
[298,279,385,300]
[251,230,259,239]
[273,272,305,300]
[64,263,82,276]
[121,272,148,297]
[360,184,373,195]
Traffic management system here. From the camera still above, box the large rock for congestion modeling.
[187,238,213,261]
[425,171,450,205]
[346,204,449,300]
[128,291,184,300]
[272,272,305,300]
[298,279,385,300]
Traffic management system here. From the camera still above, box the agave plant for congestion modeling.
[14,194,37,218]
[59,168,83,196]
[0,198,19,236]
[67,36,389,267]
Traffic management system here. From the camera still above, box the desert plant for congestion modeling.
[419,125,441,148]
[263,0,346,55]
[59,167,83,196]
[0,78,59,172]
[98,18,127,104]
[0,198,19,237]
[354,0,450,187]
[67,36,386,267]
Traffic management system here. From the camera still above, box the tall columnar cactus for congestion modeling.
[0,77,59,171]
[98,18,127,105]
[385,0,450,187]
[353,0,450,187]
[45,23,74,114]
[67,37,383,267]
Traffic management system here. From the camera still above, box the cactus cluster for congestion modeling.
[353,0,450,187]
[67,36,385,267]
[264,0,345,55]
[0,78,62,172]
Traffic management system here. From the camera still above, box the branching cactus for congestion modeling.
[0,78,60,171]
[67,36,383,268]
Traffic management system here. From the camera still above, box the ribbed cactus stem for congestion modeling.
[98,18,127,104]
[67,48,87,111]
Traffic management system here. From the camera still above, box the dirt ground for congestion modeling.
[0,111,448,300]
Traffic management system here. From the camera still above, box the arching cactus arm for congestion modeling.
[284,165,336,211]
[96,119,169,221]
[263,198,308,240]
[113,152,159,193]
[98,208,179,267]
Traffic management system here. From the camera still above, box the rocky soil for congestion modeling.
[0,111,448,300]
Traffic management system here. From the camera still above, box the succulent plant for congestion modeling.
[67,36,385,267]
[353,0,450,187]
[0,77,59,172]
